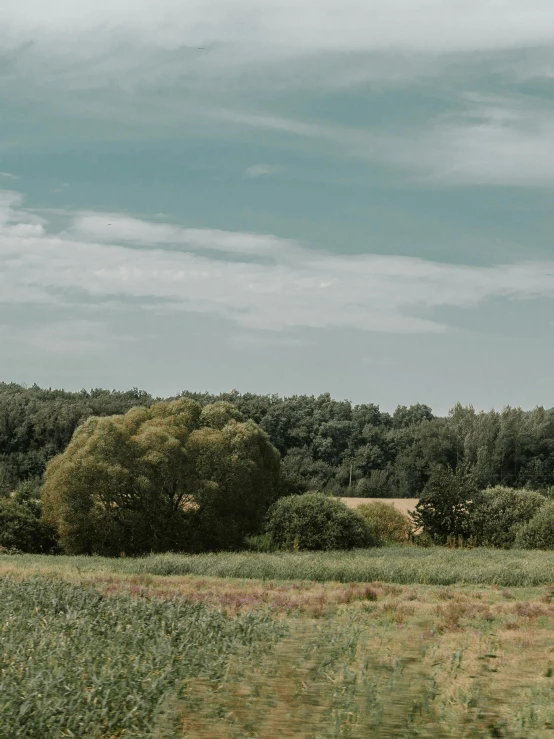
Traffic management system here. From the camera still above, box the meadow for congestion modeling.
[4,551,554,737]
[6,546,554,587]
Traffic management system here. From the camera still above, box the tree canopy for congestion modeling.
[42,398,281,555]
[1,382,553,501]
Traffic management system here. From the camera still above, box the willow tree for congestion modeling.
[42,399,281,555]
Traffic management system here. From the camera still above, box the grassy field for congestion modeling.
[5,546,554,587]
[3,552,554,737]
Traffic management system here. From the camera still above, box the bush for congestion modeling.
[356,501,413,544]
[266,493,375,551]
[514,503,554,550]
[0,498,57,553]
[471,487,546,548]
[411,467,481,544]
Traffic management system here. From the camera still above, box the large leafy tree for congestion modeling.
[42,399,281,555]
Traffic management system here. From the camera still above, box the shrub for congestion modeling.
[471,487,546,548]
[411,467,481,544]
[514,503,554,550]
[0,498,57,553]
[266,493,375,551]
[356,502,413,544]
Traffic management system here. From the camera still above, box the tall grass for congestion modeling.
[0,577,283,738]
[5,547,554,587]
[5,565,554,736]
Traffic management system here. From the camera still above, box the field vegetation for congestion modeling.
[7,545,554,587]
[4,556,554,738]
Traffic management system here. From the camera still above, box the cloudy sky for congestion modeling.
[1,0,554,413]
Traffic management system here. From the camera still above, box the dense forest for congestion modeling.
[1,382,553,498]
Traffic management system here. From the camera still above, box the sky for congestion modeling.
[1,1,554,414]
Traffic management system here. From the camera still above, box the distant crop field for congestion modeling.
[4,557,554,738]
[339,497,419,514]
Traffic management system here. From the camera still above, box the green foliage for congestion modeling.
[43,399,281,556]
[199,400,243,429]
[13,546,554,586]
[244,533,274,552]
[0,382,153,487]
[265,493,374,551]
[411,467,481,543]
[0,577,280,739]
[515,503,554,550]
[471,486,546,548]
[354,468,393,497]
[0,478,57,553]
[0,498,57,553]
[356,501,413,544]
[3,382,554,499]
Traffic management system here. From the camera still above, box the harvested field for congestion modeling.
[339,497,419,514]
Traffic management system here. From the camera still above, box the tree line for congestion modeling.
[1,382,553,498]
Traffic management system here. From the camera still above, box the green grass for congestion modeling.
[4,546,554,587]
[6,549,554,737]
[0,577,283,739]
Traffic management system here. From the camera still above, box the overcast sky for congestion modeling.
[1,0,554,413]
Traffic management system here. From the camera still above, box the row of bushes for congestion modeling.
[0,485,409,554]
[413,467,554,549]
[4,480,554,554]
[261,471,554,552]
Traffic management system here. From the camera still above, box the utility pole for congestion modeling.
[349,462,352,490]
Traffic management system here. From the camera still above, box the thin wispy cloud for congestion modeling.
[397,94,554,186]
[2,189,554,336]
[246,164,283,178]
[207,98,554,186]
[2,3,554,192]
[4,1,554,54]
[3,1,554,106]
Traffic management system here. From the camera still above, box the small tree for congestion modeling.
[266,493,374,551]
[411,466,480,544]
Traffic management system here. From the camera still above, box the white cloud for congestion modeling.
[215,94,554,187]
[394,94,554,185]
[1,189,554,335]
[0,172,18,180]
[245,164,283,178]
[3,1,554,54]
[1,1,554,110]
[66,213,297,256]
